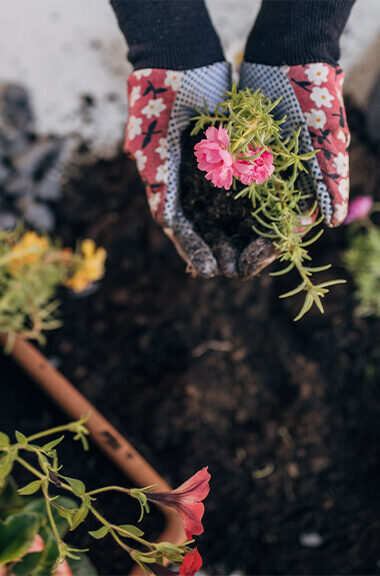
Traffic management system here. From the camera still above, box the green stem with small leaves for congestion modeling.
[0,420,189,573]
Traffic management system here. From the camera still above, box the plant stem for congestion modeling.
[87,486,131,496]
[17,451,75,494]
[42,483,64,552]
[16,456,45,480]
[27,424,73,442]
[109,529,133,554]
[88,503,155,550]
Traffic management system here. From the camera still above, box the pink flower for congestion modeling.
[146,467,210,538]
[233,147,274,185]
[194,126,234,190]
[179,548,203,576]
[344,195,373,224]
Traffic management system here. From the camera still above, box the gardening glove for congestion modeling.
[111,1,236,278]
[125,64,234,278]
[239,0,355,277]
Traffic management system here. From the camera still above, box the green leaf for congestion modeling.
[0,478,24,519]
[12,551,43,576]
[294,292,314,322]
[270,262,295,277]
[117,524,144,537]
[18,480,42,496]
[154,542,183,563]
[0,512,40,563]
[54,506,75,530]
[37,452,49,473]
[62,543,89,561]
[65,550,82,561]
[15,431,28,445]
[25,496,77,538]
[0,453,14,483]
[279,280,307,299]
[133,553,157,564]
[42,436,65,454]
[0,432,10,448]
[70,500,89,531]
[88,525,109,539]
[64,477,86,497]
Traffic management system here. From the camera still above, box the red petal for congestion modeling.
[174,467,210,500]
[179,501,205,538]
[179,548,203,576]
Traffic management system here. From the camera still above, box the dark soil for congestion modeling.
[1,99,380,576]
[180,130,255,252]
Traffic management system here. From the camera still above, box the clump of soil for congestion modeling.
[180,130,256,252]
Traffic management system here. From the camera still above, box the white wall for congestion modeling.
[0,0,379,157]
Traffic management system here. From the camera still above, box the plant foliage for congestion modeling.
[343,224,380,317]
[0,418,194,576]
[0,227,106,345]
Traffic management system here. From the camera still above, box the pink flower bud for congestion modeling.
[344,195,373,224]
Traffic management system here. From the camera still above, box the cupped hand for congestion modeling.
[238,61,350,276]
[125,63,243,278]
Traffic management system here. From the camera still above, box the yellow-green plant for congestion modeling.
[343,206,380,317]
[0,228,106,345]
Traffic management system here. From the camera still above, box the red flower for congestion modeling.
[179,548,203,576]
[146,467,210,538]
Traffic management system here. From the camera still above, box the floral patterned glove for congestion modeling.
[125,62,235,278]
[239,62,350,228]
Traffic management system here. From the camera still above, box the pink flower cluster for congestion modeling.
[194,126,274,190]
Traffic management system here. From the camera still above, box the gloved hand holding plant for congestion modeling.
[111,0,355,318]
[111,0,234,278]
[189,84,345,320]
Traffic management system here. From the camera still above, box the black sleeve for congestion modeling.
[110,0,225,70]
[244,0,356,66]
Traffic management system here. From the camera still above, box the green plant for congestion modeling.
[0,228,106,346]
[343,220,380,317]
[0,478,96,576]
[191,84,345,320]
[0,419,201,576]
